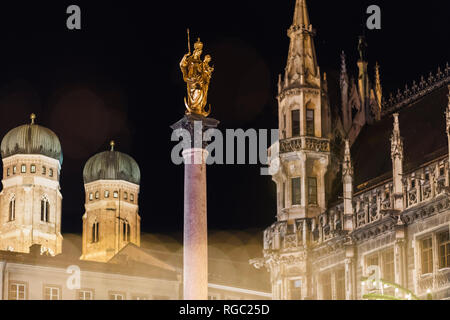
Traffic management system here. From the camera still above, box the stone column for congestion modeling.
[394,225,407,288]
[171,114,219,300]
[344,242,356,300]
[182,148,209,300]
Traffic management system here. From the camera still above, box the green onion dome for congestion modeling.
[83,141,140,185]
[0,113,63,165]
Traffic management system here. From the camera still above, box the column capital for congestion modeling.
[171,113,220,149]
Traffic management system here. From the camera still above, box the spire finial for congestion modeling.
[110,140,115,151]
[30,113,36,125]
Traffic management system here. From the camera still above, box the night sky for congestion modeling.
[0,1,448,237]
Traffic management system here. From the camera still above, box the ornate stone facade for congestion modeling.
[255,0,450,300]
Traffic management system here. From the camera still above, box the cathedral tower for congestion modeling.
[0,114,63,255]
[263,0,331,300]
[276,0,331,221]
[80,141,141,262]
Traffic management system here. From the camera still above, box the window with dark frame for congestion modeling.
[9,198,15,221]
[438,231,450,269]
[291,177,301,205]
[21,164,26,173]
[123,221,130,242]
[92,221,99,243]
[30,165,36,173]
[421,238,433,274]
[308,177,317,205]
[291,110,300,137]
[306,109,315,136]
[282,182,286,209]
[41,199,50,222]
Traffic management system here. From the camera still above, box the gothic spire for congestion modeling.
[375,62,382,106]
[342,139,353,177]
[391,113,404,211]
[282,0,319,92]
[293,0,310,27]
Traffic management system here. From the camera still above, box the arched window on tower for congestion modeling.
[92,221,99,243]
[306,103,315,137]
[122,220,130,242]
[9,196,16,221]
[41,197,50,222]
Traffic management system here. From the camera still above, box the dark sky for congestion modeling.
[0,1,448,235]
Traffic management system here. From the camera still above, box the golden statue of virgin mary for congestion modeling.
[180,35,214,117]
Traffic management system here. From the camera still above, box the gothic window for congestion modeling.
[130,193,134,202]
[92,221,99,243]
[308,177,318,205]
[113,191,119,198]
[9,197,15,221]
[282,182,286,209]
[89,193,93,201]
[9,282,26,300]
[41,198,50,222]
[306,109,315,136]
[21,164,26,173]
[49,168,53,177]
[7,168,10,176]
[421,238,433,274]
[438,231,450,269]
[321,273,332,300]
[123,220,130,242]
[104,190,110,198]
[95,191,99,199]
[42,166,46,175]
[13,166,17,175]
[291,177,301,205]
[289,279,302,300]
[291,109,300,137]
[30,165,36,173]
[124,192,128,200]
[283,114,287,139]
[335,269,346,300]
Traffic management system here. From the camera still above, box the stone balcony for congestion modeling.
[279,136,330,154]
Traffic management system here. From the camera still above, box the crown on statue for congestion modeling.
[194,38,203,50]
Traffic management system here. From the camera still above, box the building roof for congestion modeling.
[0,234,178,281]
[0,232,270,293]
[83,142,141,185]
[351,85,449,190]
[0,114,63,164]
